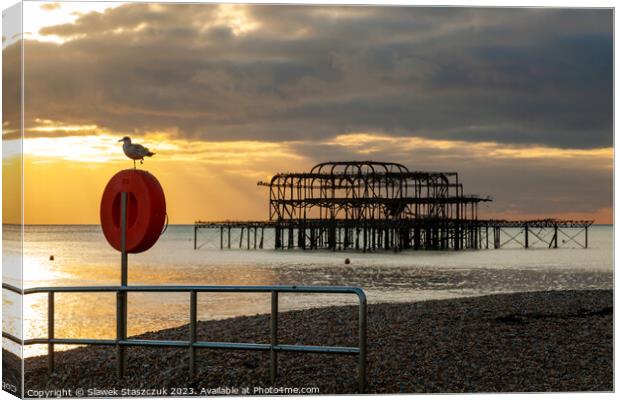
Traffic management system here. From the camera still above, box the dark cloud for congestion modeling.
[12,4,612,149]
[2,41,20,137]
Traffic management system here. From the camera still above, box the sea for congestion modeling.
[2,224,613,357]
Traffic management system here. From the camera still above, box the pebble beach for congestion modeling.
[23,289,612,395]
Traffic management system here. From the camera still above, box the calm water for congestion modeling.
[3,224,613,357]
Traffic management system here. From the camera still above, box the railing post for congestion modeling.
[48,292,54,373]
[189,290,197,378]
[358,294,367,393]
[270,291,278,384]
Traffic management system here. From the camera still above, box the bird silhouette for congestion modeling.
[118,136,155,169]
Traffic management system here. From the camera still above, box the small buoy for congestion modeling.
[49,255,54,261]
[344,258,351,264]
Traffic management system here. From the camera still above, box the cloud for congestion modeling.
[5,4,612,222]
[2,40,20,138]
[40,2,61,11]
[9,4,611,150]
[289,132,612,216]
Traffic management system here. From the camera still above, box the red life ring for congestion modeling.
[100,170,166,253]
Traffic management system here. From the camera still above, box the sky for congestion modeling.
[2,1,613,224]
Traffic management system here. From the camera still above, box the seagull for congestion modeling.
[118,136,155,168]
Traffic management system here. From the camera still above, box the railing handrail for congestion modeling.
[3,283,366,298]
[2,283,367,392]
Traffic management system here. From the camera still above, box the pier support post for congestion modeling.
[220,227,223,250]
[328,226,336,250]
[485,224,489,249]
[363,226,367,252]
[585,226,588,249]
[454,223,461,251]
[384,229,389,250]
[193,226,197,250]
[372,227,376,250]
[299,226,306,250]
[288,228,294,249]
[275,227,281,249]
[337,227,341,250]
[524,224,529,249]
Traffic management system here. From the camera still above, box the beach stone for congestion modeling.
[22,290,612,394]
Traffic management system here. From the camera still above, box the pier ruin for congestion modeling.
[195,161,592,251]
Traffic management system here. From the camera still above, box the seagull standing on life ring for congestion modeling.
[118,136,155,169]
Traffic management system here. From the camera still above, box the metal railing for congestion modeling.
[2,283,367,392]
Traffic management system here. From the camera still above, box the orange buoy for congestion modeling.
[100,170,166,253]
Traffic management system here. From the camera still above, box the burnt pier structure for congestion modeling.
[195,161,592,251]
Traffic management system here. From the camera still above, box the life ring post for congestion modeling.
[101,170,166,378]
[117,191,128,379]
[121,191,128,285]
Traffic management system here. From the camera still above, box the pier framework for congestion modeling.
[195,219,592,251]
[195,161,592,251]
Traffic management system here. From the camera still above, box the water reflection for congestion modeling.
[10,225,614,357]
